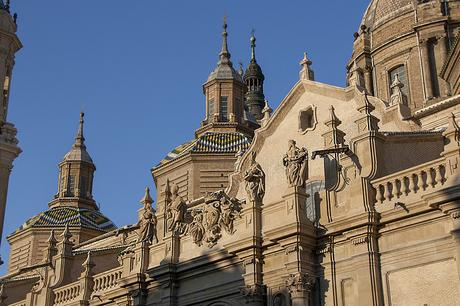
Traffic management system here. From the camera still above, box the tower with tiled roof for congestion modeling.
[152,19,259,240]
[196,18,259,137]
[6,113,116,274]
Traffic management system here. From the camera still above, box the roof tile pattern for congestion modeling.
[157,132,252,167]
[12,207,116,234]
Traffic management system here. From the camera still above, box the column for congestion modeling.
[437,34,452,96]
[420,38,434,100]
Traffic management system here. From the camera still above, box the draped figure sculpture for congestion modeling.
[168,184,187,234]
[244,152,265,203]
[137,187,158,244]
[282,140,309,188]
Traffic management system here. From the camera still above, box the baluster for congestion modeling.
[405,176,411,195]
[394,179,401,198]
[419,171,426,190]
[378,184,385,203]
[385,181,393,201]
[410,173,417,193]
[442,163,448,180]
[435,165,443,185]
[426,168,434,187]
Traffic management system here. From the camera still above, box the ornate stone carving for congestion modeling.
[244,152,265,203]
[283,140,308,187]
[137,187,158,245]
[188,190,242,248]
[240,284,265,303]
[167,184,187,234]
[285,272,315,293]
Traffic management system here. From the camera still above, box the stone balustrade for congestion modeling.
[372,158,448,206]
[93,267,122,293]
[53,282,81,305]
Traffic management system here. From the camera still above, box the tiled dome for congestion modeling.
[361,0,414,30]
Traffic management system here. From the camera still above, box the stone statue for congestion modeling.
[168,184,187,234]
[389,74,407,106]
[189,210,205,246]
[244,152,265,203]
[283,140,309,188]
[137,188,158,244]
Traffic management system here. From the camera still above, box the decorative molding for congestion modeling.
[351,236,369,245]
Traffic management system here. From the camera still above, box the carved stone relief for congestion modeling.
[187,191,242,248]
[283,140,309,187]
[285,272,315,294]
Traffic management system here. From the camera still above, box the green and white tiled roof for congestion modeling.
[156,132,252,167]
[11,207,117,235]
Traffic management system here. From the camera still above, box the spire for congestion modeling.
[140,187,153,206]
[250,30,256,63]
[219,16,231,65]
[74,112,85,148]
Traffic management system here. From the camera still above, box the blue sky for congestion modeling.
[1,0,369,271]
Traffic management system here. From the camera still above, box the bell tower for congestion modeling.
[0,1,22,251]
[244,32,266,121]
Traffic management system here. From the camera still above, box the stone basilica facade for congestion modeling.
[1,0,460,305]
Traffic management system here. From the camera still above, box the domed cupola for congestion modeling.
[244,32,266,121]
[350,0,459,111]
[361,0,414,31]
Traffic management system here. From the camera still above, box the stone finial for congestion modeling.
[140,187,153,206]
[61,223,72,241]
[47,229,58,245]
[238,62,244,77]
[355,92,380,132]
[82,251,95,273]
[261,100,273,127]
[43,230,58,262]
[389,74,407,106]
[348,61,363,88]
[299,52,314,81]
[323,106,346,148]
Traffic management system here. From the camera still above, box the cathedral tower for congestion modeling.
[0,1,22,250]
[244,32,265,121]
[48,112,97,210]
[6,113,115,273]
[196,18,258,137]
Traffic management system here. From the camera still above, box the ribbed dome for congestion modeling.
[244,61,265,81]
[63,146,93,163]
[361,0,414,30]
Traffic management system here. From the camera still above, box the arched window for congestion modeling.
[389,65,409,98]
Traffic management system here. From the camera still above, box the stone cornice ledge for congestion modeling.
[413,94,460,119]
